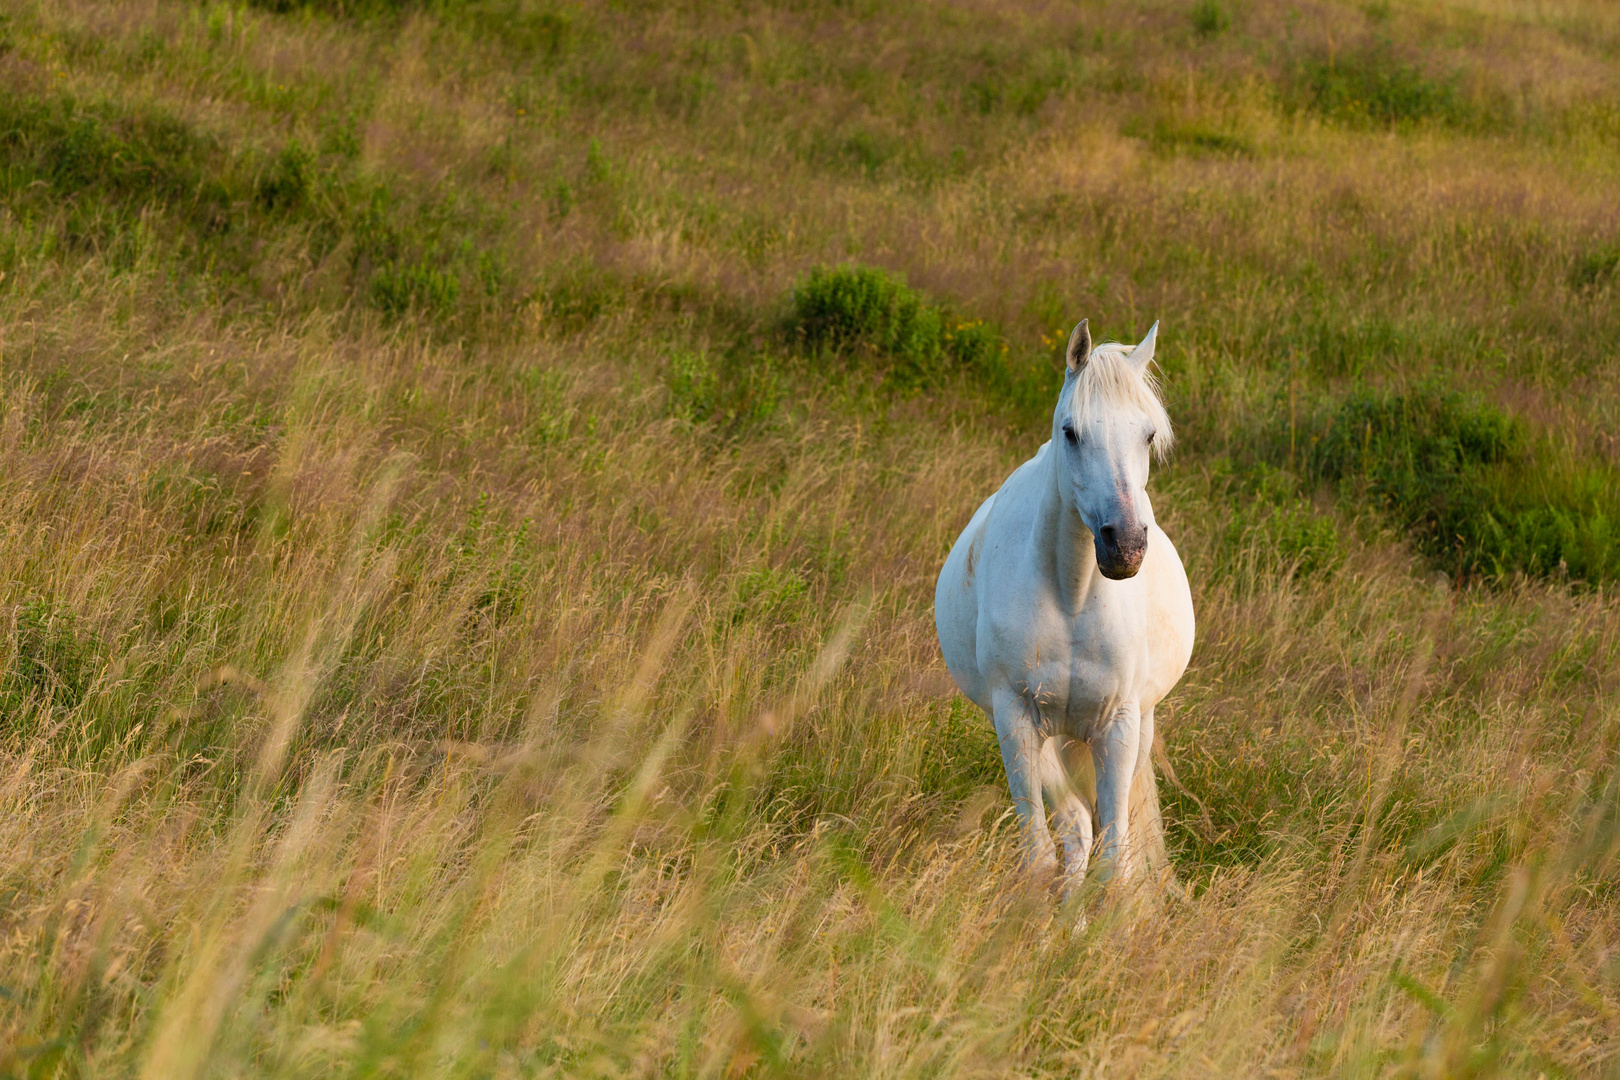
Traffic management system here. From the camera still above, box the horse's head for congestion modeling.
[1053,319,1173,580]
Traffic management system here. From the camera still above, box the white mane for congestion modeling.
[1067,341,1174,461]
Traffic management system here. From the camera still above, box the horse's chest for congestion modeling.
[1006,611,1143,736]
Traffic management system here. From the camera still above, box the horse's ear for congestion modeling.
[1130,321,1159,372]
[1064,319,1091,374]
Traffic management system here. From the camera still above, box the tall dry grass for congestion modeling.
[0,0,1619,1075]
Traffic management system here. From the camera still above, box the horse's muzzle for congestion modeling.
[1095,523,1147,580]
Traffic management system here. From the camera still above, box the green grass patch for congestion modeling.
[664,349,783,434]
[1290,44,1497,131]
[962,48,1076,117]
[759,693,1004,840]
[1161,726,1337,868]
[1570,242,1620,291]
[916,695,1005,801]
[370,259,462,316]
[246,0,420,16]
[0,94,238,242]
[1130,115,1254,157]
[1304,388,1620,582]
[792,264,950,373]
[0,93,515,324]
[1,599,102,722]
[1207,461,1342,582]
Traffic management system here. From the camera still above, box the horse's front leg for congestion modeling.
[991,687,1057,880]
[1089,701,1142,884]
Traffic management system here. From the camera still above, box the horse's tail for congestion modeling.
[1129,737,1169,879]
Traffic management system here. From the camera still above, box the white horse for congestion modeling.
[935,319,1195,893]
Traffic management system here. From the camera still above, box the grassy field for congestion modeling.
[1,0,1619,1075]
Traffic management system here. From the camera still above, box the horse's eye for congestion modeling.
[1146,430,1156,446]
[1063,423,1078,445]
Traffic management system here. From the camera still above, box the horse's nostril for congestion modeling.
[1099,525,1116,548]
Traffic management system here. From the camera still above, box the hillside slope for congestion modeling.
[1,0,1619,1075]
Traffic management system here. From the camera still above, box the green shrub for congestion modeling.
[793,265,944,370]
[791,264,1010,383]
[1305,388,1620,582]
[941,317,1006,373]
[1293,46,1481,130]
[1191,0,1230,38]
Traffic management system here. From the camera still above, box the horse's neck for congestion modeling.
[1033,450,1097,609]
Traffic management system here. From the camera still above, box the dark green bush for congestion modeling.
[1293,46,1483,130]
[941,318,1006,373]
[793,265,944,370]
[787,265,1076,419]
[1305,388,1620,582]
[1191,0,1230,37]
[791,265,1010,384]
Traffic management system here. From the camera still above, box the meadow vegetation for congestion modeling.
[1,0,1619,1075]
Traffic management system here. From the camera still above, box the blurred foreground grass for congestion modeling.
[1,0,1620,1075]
